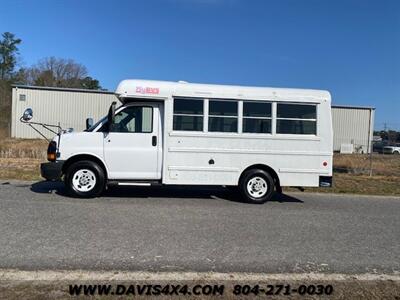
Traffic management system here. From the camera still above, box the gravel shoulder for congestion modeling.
[1,270,399,300]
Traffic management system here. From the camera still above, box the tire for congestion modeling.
[394,151,400,155]
[239,169,275,204]
[64,160,106,198]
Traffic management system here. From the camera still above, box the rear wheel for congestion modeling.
[65,160,105,198]
[239,169,275,204]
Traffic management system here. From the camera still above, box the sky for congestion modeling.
[0,0,399,130]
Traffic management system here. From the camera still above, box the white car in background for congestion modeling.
[383,144,400,155]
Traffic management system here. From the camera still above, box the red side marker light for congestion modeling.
[323,161,328,167]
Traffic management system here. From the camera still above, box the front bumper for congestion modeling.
[40,161,64,181]
[319,176,333,187]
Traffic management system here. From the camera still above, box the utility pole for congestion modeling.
[368,109,373,177]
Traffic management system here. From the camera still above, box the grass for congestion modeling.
[333,153,400,176]
[0,138,399,196]
[0,158,43,181]
[286,154,400,196]
[0,138,47,181]
[0,137,47,160]
[290,173,400,196]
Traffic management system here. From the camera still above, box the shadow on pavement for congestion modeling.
[30,181,66,195]
[30,181,303,204]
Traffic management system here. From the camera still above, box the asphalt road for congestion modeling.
[0,180,399,274]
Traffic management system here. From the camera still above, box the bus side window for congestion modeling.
[208,100,238,133]
[276,103,317,135]
[173,98,203,131]
[243,102,272,133]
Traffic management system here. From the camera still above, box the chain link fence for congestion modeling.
[332,136,400,177]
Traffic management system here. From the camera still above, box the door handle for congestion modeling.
[152,136,157,146]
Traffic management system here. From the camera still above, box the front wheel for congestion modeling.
[65,160,105,198]
[239,169,275,204]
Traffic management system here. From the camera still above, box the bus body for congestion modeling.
[40,79,333,203]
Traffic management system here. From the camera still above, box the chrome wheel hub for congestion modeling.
[72,169,96,192]
[247,176,268,198]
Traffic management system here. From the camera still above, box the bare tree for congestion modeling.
[21,57,90,88]
[16,57,101,89]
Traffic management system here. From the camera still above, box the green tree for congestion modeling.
[0,32,21,80]
[80,76,101,90]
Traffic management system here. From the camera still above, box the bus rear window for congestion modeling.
[276,104,317,135]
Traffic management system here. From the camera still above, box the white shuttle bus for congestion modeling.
[35,79,333,204]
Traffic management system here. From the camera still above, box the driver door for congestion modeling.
[103,104,161,180]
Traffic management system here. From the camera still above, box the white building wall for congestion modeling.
[11,86,119,139]
[331,106,375,154]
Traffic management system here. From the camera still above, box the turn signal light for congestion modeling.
[47,141,57,162]
[47,152,56,161]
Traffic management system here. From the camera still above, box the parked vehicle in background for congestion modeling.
[373,141,389,154]
[383,144,400,155]
[22,79,333,204]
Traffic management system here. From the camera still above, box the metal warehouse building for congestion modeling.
[11,86,375,153]
[331,105,375,154]
[11,86,117,139]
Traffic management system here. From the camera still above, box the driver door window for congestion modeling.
[112,106,153,133]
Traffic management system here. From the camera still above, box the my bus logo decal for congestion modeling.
[135,86,160,94]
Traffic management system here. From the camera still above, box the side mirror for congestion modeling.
[107,101,117,132]
[22,108,33,121]
[86,117,94,130]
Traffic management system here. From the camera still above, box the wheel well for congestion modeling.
[62,155,108,179]
[239,164,281,193]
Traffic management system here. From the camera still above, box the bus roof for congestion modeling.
[115,79,331,103]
